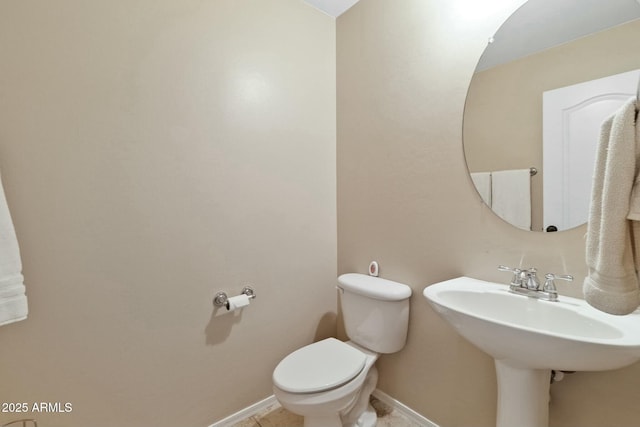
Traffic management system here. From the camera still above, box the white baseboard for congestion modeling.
[371,389,440,427]
[209,389,439,427]
[208,395,278,427]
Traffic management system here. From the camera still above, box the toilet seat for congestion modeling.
[273,338,366,393]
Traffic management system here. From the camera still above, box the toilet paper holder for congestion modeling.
[213,286,256,310]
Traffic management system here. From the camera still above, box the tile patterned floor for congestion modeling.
[232,395,424,427]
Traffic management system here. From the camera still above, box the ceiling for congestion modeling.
[302,0,360,17]
[302,0,640,72]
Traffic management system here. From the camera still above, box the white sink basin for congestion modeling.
[423,276,640,371]
[423,276,640,427]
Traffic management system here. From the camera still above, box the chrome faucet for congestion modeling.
[525,267,541,290]
[498,265,573,301]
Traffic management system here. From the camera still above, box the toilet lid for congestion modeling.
[273,338,367,393]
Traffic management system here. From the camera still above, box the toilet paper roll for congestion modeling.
[226,294,251,312]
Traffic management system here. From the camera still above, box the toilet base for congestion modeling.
[354,403,377,427]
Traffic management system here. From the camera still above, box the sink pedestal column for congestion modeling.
[495,360,551,427]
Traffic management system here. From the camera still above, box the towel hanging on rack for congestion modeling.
[583,98,640,315]
[491,169,532,231]
[0,170,26,327]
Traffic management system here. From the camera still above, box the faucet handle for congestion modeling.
[545,273,574,283]
[556,274,574,282]
[543,273,574,293]
[498,265,523,286]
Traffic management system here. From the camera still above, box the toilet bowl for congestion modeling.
[272,273,412,427]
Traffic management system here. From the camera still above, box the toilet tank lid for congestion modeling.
[337,273,412,301]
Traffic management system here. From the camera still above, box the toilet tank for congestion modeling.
[337,273,412,354]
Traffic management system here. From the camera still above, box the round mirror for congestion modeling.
[463,0,640,232]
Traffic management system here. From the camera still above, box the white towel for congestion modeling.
[0,171,26,326]
[583,98,640,315]
[470,172,492,206]
[628,110,640,222]
[491,169,531,231]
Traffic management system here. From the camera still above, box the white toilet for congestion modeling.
[272,273,412,427]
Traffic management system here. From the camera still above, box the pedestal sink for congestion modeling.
[423,276,640,427]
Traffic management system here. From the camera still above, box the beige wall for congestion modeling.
[465,19,640,231]
[338,1,640,426]
[4,0,640,426]
[0,1,336,426]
